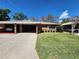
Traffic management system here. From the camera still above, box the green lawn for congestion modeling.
[36,32,79,59]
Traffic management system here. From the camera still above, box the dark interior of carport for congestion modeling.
[0,24,37,33]
[16,24,36,33]
[0,24,14,33]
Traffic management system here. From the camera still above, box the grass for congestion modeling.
[36,32,79,59]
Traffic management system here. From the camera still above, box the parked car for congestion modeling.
[56,26,63,32]
[5,28,13,31]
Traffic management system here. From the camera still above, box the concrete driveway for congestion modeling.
[0,33,39,59]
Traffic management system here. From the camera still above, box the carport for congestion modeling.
[16,24,37,33]
[61,22,79,33]
[22,25,36,32]
[0,21,58,34]
[0,24,14,33]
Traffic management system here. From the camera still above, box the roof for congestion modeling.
[61,22,73,26]
[61,22,79,26]
[0,21,59,25]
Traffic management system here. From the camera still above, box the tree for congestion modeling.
[47,13,55,22]
[41,16,47,22]
[71,16,79,34]
[72,16,79,21]
[13,12,28,20]
[61,18,70,23]
[41,14,56,22]
[0,9,11,21]
[31,16,36,21]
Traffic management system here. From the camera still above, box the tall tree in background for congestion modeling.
[31,16,36,21]
[41,16,47,22]
[13,12,28,20]
[41,14,56,22]
[72,16,79,21]
[47,13,55,22]
[0,9,11,21]
[61,18,70,23]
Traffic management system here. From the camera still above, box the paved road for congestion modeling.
[0,33,39,59]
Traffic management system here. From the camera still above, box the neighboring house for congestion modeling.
[0,21,59,34]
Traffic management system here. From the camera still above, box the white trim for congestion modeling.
[61,22,79,26]
[0,21,58,25]
[62,22,74,25]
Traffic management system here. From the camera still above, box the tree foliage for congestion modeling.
[13,12,28,20]
[61,18,70,23]
[41,14,55,22]
[72,16,79,22]
[0,9,11,21]
[47,14,55,22]
[31,16,36,21]
[41,16,47,22]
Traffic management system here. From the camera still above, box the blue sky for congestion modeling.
[0,0,79,20]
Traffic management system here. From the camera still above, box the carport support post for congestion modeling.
[71,24,76,34]
[36,25,39,34]
[36,25,42,34]
[14,24,17,33]
[20,24,22,33]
